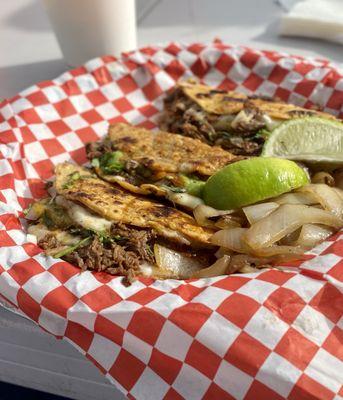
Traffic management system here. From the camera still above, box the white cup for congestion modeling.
[42,0,137,66]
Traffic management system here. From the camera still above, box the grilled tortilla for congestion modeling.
[160,79,339,156]
[26,163,216,283]
[86,123,238,208]
[178,80,335,120]
[55,163,213,246]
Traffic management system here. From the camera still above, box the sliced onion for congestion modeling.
[168,192,204,210]
[139,262,176,279]
[333,187,343,201]
[279,229,301,245]
[192,255,230,278]
[214,216,242,229]
[273,192,316,205]
[312,172,335,186]
[244,204,343,250]
[231,109,254,130]
[229,254,271,273]
[215,247,234,258]
[252,245,305,257]
[210,228,250,253]
[243,202,279,225]
[293,224,334,248]
[238,264,261,273]
[154,244,204,278]
[298,184,343,218]
[194,204,233,227]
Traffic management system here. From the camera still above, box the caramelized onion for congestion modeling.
[192,255,230,278]
[210,228,251,253]
[312,172,335,186]
[293,224,333,248]
[215,247,233,259]
[243,204,343,249]
[154,244,204,278]
[252,245,305,257]
[243,202,279,225]
[167,192,204,210]
[194,204,233,227]
[214,215,242,229]
[333,187,343,201]
[273,192,316,205]
[298,184,343,218]
[229,254,271,273]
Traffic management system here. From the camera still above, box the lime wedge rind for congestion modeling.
[203,157,310,210]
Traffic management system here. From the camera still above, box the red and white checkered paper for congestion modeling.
[0,42,343,400]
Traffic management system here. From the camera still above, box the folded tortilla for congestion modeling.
[27,163,216,282]
[86,123,238,207]
[160,79,338,155]
[55,163,212,246]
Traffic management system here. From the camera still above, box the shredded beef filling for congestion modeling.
[65,236,141,283]
[110,223,156,264]
[38,233,60,249]
[37,223,157,284]
[86,137,115,160]
[86,142,153,186]
[160,87,268,156]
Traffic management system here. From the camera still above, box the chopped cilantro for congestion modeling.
[96,230,122,244]
[62,171,81,189]
[42,211,55,229]
[145,245,154,258]
[52,237,92,258]
[91,158,100,168]
[99,151,125,174]
[161,184,186,193]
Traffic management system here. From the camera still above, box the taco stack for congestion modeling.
[27,163,215,283]
[86,123,239,208]
[160,79,337,155]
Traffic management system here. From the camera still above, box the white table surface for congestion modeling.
[0,1,342,399]
[1,0,343,100]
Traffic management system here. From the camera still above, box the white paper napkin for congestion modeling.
[279,0,343,45]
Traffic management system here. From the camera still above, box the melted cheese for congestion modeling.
[167,191,204,210]
[55,196,112,233]
[28,223,80,245]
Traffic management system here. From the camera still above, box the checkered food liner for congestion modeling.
[0,42,342,400]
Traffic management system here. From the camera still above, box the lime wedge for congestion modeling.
[262,117,343,165]
[203,158,309,210]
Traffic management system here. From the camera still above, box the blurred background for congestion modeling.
[1,0,342,99]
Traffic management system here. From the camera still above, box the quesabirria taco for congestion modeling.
[26,163,217,283]
[159,79,337,156]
